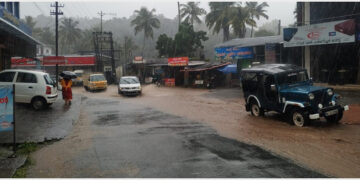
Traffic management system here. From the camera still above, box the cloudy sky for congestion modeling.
[20,1,296,27]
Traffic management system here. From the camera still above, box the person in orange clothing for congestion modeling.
[60,77,73,105]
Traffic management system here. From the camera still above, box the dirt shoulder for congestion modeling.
[78,85,360,178]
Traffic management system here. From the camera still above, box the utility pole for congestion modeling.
[177,2,181,30]
[50,1,63,88]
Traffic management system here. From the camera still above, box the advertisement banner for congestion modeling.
[215,46,254,60]
[283,19,355,47]
[43,56,66,66]
[11,57,37,67]
[265,43,277,63]
[168,57,189,66]
[164,78,175,87]
[0,85,13,132]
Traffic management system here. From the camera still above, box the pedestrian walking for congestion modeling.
[60,77,72,105]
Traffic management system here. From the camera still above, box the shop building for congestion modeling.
[0,2,39,70]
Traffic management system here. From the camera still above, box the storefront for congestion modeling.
[0,3,39,70]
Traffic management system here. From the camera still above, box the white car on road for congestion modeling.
[118,76,142,96]
[0,69,58,110]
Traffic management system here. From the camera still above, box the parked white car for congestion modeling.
[0,69,58,110]
[118,76,142,95]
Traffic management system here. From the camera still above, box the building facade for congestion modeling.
[0,2,39,70]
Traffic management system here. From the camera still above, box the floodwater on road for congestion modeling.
[27,93,324,178]
[72,85,360,177]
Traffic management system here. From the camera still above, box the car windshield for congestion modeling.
[277,71,308,85]
[90,75,105,81]
[120,78,139,84]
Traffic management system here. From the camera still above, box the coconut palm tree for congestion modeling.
[180,2,207,25]
[59,18,82,54]
[229,5,256,38]
[205,2,235,42]
[246,2,269,37]
[131,7,160,56]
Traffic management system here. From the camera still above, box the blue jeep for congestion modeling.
[241,64,349,127]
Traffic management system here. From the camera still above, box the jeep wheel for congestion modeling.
[31,97,47,110]
[291,108,309,127]
[326,110,343,124]
[250,101,264,117]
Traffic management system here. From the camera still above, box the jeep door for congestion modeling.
[262,74,281,111]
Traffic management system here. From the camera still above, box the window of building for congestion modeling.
[16,72,37,83]
[0,72,15,82]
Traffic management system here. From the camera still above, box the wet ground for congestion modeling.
[66,85,360,177]
[0,95,82,143]
[27,96,324,178]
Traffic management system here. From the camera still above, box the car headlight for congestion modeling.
[309,93,315,100]
[327,89,333,96]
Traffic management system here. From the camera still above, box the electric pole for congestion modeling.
[177,2,181,30]
[51,1,63,88]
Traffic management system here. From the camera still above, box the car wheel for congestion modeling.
[290,108,309,127]
[250,100,264,117]
[84,86,88,91]
[326,110,343,124]
[31,97,46,110]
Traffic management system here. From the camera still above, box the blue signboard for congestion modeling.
[215,46,254,60]
[0,85,13,132]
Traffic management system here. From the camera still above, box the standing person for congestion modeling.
[60,77,73,105]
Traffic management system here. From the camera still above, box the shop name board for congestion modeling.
[11,56,96,67]
[0,85,13,132]
[215,46,254,60]
[283,19,355,47]
[168,57,189,66]
[43,56,67,66]
[133,56,144,64]
[11,58,37,67]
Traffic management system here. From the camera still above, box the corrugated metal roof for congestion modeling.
[215,35,283,48]
[0,17,41,45]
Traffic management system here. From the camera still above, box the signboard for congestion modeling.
[164,78,175,87]
[43,56,66,66]
[11,57,37,67]
[265,43,277,63]
[283,19,355,47]
[215,46,254,60]
[66,56,95,66]
[0,85,13,132]
[133,56,144,64]
[168,57,189,66]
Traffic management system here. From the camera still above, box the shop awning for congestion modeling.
[181,62,231,72]
[0,17,41,45]
[217,64,237,74]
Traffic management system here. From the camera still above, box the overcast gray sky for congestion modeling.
[20,1,296,27]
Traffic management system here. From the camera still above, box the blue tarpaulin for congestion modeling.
[217,64,237,74]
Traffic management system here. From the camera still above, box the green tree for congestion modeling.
[131,7,160,56]
[23,16,41,37]
[254,29,275,37]
[59,18,82,54]
[205,2,235,42]
[174,23,208,57]
[246,2,269,37]
[180,2,207,25]
[38,27,55,46]
[156,34,174,57]
[228,5,256,38]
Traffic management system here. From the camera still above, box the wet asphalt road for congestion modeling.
[62,96,325,178]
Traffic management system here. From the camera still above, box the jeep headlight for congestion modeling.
[309,93,315,100]
[327,89,333,96]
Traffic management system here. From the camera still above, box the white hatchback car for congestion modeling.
[118,76,142,95]
[0,69,58,110]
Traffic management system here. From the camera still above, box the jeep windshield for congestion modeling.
[277,70,309,86]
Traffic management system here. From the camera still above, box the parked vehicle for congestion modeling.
[83,73,107,91]
[73,70,84,86]
[0,69,58,110]
[118,76,142,95]
[240,64,349,127]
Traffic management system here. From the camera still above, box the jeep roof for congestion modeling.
[242,64,305,75]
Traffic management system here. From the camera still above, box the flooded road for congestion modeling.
[27,93,323,178]
[69,85,360,177]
